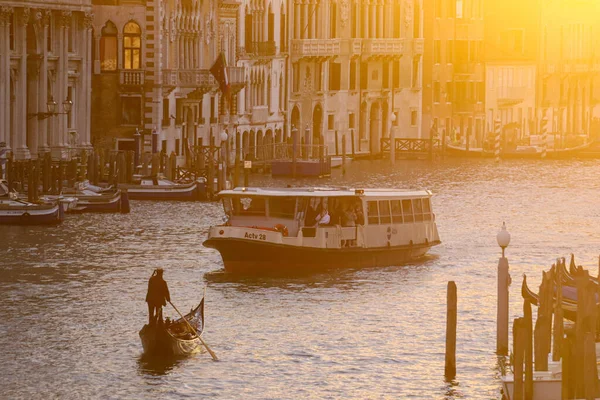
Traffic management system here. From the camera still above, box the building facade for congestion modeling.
[234,0,288,160]
[91,0,246,164]
[483,0,539,145]
[422,0,485,147]
[538,0,600,143]
[289,0,424,157]
[0,3,93,160]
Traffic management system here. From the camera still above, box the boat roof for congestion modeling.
[218,187,433,198]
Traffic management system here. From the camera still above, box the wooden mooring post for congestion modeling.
[444,281,457,379]
[523,299,533,400]
[513,317,526,400]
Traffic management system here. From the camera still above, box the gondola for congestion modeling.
[445,141,594,159]
[139,297,206,357]
[521,274,578,321]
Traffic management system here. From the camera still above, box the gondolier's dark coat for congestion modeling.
[146,274,171,307]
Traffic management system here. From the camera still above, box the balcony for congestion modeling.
[361,39,404,60]
[162,69,214,89]
[251,106,269,124]
[227,66,246,94]
[291,39,341,62]
[120,69,145,87]
[246,41,276,57]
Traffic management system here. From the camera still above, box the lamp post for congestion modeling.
[27,96,71,120]
[390,112,397,165]
[496,222,511,355]
[220,131,228,191]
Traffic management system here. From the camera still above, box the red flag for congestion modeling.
[210,52,230,98]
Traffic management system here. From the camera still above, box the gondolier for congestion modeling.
[145,268,170,325]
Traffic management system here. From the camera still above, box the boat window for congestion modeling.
[391,200,403,223]
[402,199,413,223]
[222,197,233,218]
[379,200,391,224]
[269,196,296,219]
[367,201,379,225]
[423,198,432,221]
[232,196,266,216]
[296,197,308,221]
[413,199,424,222]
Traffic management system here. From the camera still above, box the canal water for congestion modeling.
[2,158,600,399]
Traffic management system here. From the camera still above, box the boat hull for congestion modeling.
[203,237,439,274]
[120,182,205,201]
[0,203,62,225]
[70,191,122,213]
[139,324,204,357]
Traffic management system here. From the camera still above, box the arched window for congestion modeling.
[100,21,118,71]
[123,21,141,69]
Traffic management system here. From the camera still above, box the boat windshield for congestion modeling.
[227,196,266,216]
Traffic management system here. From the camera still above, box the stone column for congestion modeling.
[362,2,369,38]
[38,10,51,153]
[369,2,376,39]
[293,1,299,39]
[81,12,94,148]
[0,6,13,151]
[302,1,308,39]
[310,1,316,39]
[15,7,31,160]
[377,0,383,38]
[27,53,40,159]
[51,10,70,159]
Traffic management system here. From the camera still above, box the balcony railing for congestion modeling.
[362,39,404,59]
[162,69,214,88]
[291,39,341,60]
[120,69,145,86]
[246,41,276,56]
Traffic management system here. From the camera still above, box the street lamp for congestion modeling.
[496,221,511,356]
[496,221,511,258]
[28,96,72,120]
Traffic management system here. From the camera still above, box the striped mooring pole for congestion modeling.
[494,119,501,163]
[540,116,548,159]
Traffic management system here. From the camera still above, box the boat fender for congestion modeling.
[409,240,413,247]
[274,224,289,237]
[425,238,429,245]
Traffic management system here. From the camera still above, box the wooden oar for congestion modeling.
[169,301,219,361]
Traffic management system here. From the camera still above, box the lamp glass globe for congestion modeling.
[220,131,228,142]
[496,222,511,248]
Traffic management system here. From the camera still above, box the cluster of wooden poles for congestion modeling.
[444,255,600,399]
[511,256,600,399]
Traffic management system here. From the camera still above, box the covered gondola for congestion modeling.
[139,297,206,357]
[521,274,578,321]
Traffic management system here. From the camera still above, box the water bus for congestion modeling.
[203,187,441,273]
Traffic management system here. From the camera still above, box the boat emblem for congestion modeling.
[219,230,224,235]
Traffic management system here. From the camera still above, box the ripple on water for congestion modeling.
[1,159,600,398]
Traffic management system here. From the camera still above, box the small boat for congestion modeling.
[139,297,205,357]
[60,182,127,213]
[501,369,562,400]
[521,275,578,321]
[0,194,63,225]
[445,142,594,159]
[0,181,64,225]
[203,186,441,274]
[119,177,207,201]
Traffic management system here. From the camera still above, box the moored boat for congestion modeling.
[445,141,593,159]
[139,297,205,357]
[119,177,207,201]
[0,181,64,225]
[60,182,126,213]
[203,186,441,274]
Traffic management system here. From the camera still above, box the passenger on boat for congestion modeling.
[315,207,331,225]
[354,203,365,225]
[146,268,171,325]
